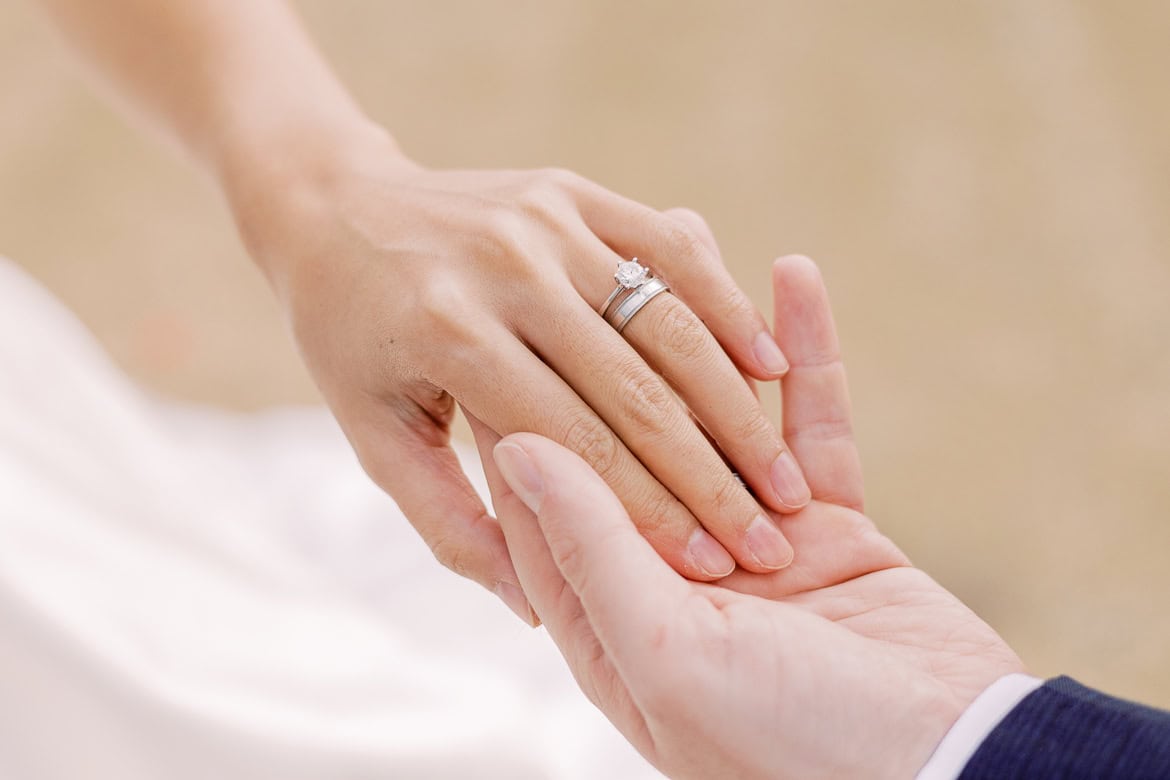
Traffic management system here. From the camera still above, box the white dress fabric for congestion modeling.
[0,258,661,780]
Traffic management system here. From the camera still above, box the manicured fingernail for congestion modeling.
[495,582,539,627]
[745,515,794,570]
[770,451,811,508]
[494,442,544,511]
[753,331,789,376]
[687,528,736,578]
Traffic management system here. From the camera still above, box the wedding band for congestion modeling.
[599,257,653,318]
[605,277,670,333]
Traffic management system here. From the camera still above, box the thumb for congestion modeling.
[492,433,686,662]
[348,403,522,613]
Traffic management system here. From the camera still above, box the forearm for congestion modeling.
[37,0,402,240]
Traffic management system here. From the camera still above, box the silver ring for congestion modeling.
[605,277,670,333]
[599,257,653,318]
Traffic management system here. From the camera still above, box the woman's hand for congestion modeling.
[477,256,1025,778]
[235,131,811,616]
[38,0,808,619]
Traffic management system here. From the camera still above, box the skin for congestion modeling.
[36,0,814,619]
[474,256,1026,779]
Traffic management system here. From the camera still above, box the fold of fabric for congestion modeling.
[0,257,659,780]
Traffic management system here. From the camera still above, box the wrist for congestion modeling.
[216,114,418,287]
[912,673,1044,780]
[895,679,967,779]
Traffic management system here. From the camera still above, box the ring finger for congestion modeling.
[522,282,796,573]
[572,237,811,515]
[443,323,739,580]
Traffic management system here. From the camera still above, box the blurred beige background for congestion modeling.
[2,0,1169,707]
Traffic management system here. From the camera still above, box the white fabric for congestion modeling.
[915,673,1045,780]
[0,257,661,780]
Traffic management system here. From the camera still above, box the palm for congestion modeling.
[714,499,1020,711]
[718,257,1021,703]
[483,258,1025,778]
[801,564,1021,698]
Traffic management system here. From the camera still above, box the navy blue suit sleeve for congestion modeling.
[959,676,1170,779]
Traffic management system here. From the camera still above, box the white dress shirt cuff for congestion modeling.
[915,672,1045,780]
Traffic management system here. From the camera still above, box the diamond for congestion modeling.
[614,258,649,289]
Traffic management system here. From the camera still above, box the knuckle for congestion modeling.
[539,166,582,190]
[730,408,777,446]
[559,411,622,479]
[714,283,759,323]
[481,205,527,251]
[429,529,476,579]
[549,533,582,577]
[550,533,587,587]
[709,471,748,516]
[790,413,854,445]
[657,220,708,266]
[629,490,684,542]
[802,347,844,370]
[355,445,392,492]
[667,206,710,233]
[415,278,459,323]
[349,424,404,493]
[496,247,543,289]
[614,363,676,438]
[517,188,560,227]
[651,300,712,362]
[415,281,482,347]
[513,169,577,226]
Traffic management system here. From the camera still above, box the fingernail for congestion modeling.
[495,582,539,627]
[493,442,544,511]
[745,515,794,570]
[753,331,789,377]
[770,451,811,508]
[687,528,736,578]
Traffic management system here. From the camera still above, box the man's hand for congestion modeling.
[475,256,1025,779]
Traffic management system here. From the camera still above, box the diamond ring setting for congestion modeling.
[599,258,651,318]
[614,258,650,289]
[598,257,671,331]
